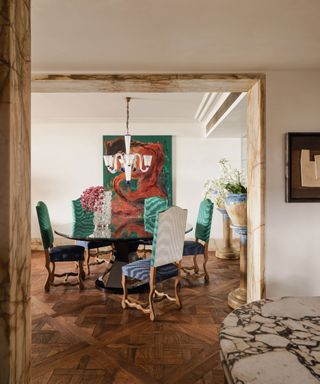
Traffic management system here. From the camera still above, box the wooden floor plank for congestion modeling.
[31,250,239,383]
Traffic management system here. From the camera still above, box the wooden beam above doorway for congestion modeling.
[31,73,264,93]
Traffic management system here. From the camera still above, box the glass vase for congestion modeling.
[93,191,112,235]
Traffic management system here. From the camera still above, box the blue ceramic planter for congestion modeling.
[224,193,247,227]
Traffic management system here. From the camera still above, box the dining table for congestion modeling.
[54,215,193,293]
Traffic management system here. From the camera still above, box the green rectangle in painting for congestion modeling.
[103,135,173,215]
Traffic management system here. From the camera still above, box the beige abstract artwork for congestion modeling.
[300,149,320,187]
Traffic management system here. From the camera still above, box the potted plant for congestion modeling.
[205,159,247,227]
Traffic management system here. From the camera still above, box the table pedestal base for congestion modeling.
[95,239,149,294]
[228,288,247,309]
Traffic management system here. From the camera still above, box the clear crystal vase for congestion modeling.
[93,191,112,235]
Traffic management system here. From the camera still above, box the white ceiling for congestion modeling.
[31,93,205,123]
[31,92,246,138]
[32,0,320,72]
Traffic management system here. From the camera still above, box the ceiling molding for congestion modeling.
[206,92,247,137]
[194,92,220,122]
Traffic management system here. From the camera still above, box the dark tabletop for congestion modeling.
[54,216,193,242]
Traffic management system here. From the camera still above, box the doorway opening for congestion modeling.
[31,73,265,302]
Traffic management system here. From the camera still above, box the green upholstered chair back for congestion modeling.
[144,196,168,218]
[72,198,94,232]
[36,201,54,250]
[144,196,169,233]
[195,199,214,243]
[151,206,187,267]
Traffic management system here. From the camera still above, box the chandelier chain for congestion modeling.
[126,97,131,135]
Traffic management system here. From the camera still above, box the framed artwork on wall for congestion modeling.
[103,135,172,217]
[286,132,320,202]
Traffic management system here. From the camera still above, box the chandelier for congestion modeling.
[103,97,152,184]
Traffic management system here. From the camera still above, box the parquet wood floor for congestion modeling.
[31,250,239,384]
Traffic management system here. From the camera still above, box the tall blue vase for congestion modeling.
[224,193,247,227]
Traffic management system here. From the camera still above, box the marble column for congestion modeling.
[0,1,31,383]
[215,208,239,260]
[228,226,247,309]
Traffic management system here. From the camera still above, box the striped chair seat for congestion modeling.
[122,259,178,283]
[183,240,204,256]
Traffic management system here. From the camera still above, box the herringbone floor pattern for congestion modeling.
[31,250,239,383]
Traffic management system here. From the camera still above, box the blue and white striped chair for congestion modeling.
[121,206,188,321]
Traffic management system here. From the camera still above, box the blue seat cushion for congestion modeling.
[49,245,85,262]
[122,259,178,283]
[76,240,112,250]
[183,240,205,256]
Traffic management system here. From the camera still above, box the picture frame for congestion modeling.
[286,132,320,202]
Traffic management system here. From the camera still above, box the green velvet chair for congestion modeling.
[182,199,214,283]
[72,198,113,275]
[36,201,85,291]
[122,206,187,321]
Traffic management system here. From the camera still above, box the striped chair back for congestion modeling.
[144,196,169,233]
[72,198,95,232]
[36,201,54,250]
[195,199,214,243]
[151,206,187,267]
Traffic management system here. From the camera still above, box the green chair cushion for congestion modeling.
[195,199,214,243]
[36,201,54,250]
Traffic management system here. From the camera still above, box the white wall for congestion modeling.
[31,121,241,242]
[266,71,320,297]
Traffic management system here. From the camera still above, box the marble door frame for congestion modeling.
[1,0,31,382]
[31,73,265,302]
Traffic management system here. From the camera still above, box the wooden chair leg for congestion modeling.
[44,258,51,292]
[49,261,55,283]
[79,261,86,281]
[193,254,199,274]
[78,261,84,290]
[85,248,90,275]
[149,267,156,321]
[175,261,182,309]
[121,274,128,309]
[203,246,209,284]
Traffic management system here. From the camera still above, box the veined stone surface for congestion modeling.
[220,297,320,383]
[0,0,31,383]
[233,351,319,384]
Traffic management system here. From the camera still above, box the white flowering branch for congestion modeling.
[204,158,247,208]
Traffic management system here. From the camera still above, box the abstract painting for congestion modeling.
[286,132,320,202]
[103,135,172,217]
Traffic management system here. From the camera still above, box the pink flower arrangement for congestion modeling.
[80,186,105,213]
